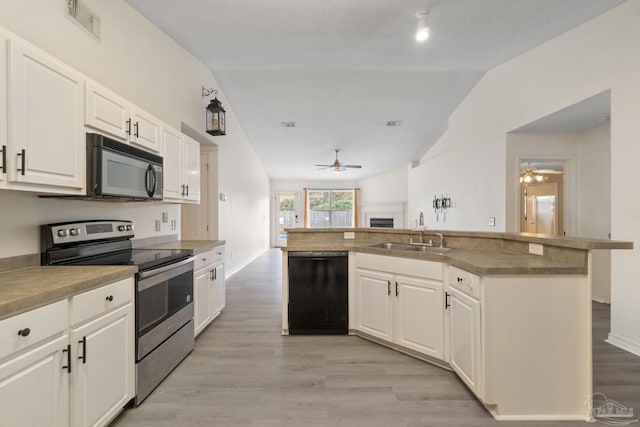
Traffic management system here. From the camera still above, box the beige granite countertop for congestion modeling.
[283,242,587,275]
[0,265,137,320]
[140,240,225,254]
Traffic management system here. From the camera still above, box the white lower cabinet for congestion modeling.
[354,253,444,360]
[193,247,225,337]
[0,333,70,427]
[70,302,134,427]
[0,277,135,427]
[447,284,482,397]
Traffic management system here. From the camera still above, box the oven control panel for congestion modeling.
[44,220,134,246]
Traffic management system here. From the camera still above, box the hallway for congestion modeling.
[113,249,639,426]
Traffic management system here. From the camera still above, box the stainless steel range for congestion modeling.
[41,220,195,405]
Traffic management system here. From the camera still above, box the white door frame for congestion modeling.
[274,191,299,247]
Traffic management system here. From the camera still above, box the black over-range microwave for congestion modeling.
[86,133,163,201]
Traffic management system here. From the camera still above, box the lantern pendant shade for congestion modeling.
[206,97,226,136]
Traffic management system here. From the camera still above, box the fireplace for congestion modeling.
[370,218,394,228]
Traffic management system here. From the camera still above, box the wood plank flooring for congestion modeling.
[112,249,640,426]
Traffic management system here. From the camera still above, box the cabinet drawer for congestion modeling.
[449,266,480,299]
[70,278,134,326]
[0,299,68,361]
[194,247,224,271]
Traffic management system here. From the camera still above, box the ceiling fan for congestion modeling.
[520,167,563,183]
[315,149,362,173]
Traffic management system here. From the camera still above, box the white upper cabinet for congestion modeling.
[85,80,162,154]
[130,105,161,153]
[7,38,85,193]
[182,134,200,202]
[162,124,184,201]
[162,127,200,203]
[0,32,7,187]
[85,81,130,141]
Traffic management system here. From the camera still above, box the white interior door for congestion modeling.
[275,192,298,247]
[524,183,558,235]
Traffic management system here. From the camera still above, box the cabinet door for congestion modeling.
[85,81,130,140]
[7,39,84,192]
[70,303,134,427]
[0,33,7,187]
[448,287,482,397]
[161,125,184,201]
[182,135,200,202]
[194,267,213,337]
[212,264,225,318]
[130,106,161,153]
[395,275,444,359]
[0,334,70,427]
[354,268,394,342]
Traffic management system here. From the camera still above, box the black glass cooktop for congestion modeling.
[64,248,192,271]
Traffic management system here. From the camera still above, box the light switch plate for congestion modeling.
[529,243,544,256]
[162,212,168,223]
[155,220,161,232]
[489,217,496,227]
[343,232,355,240]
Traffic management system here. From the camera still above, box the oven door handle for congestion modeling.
[138,256,196,280]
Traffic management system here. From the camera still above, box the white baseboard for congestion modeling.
[606,333,640,357]
[224,247,270,279]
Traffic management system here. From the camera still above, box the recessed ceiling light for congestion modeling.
[281,122,296,128]
[386,120,402,127]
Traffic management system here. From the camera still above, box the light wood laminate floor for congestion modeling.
[112,249,639,426]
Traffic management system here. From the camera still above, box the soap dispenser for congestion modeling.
[419,212,424,227]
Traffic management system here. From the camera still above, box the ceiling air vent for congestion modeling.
[281,122,296,128]
[66,0,101,41]
[386,120,402,127]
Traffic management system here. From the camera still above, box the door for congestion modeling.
[523,183,559,234]
[354,268,394,342]
[395,276,444,359]
[448,287,482,398]
[275,192,298,246]
[8,39,84,191]
[0,334,70,427]
[70,304,134,427]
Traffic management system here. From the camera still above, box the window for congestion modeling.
[307,189,354,228]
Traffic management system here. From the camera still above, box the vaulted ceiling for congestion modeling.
[126,0,625,181]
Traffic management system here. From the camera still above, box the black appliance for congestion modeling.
[41,220,194,405]
[370,218,394,228]
[287,251,348,335]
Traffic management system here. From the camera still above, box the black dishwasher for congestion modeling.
[288,251,348,335]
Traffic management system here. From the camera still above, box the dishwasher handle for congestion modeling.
[288,251,348,258]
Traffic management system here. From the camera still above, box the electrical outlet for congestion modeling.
[171,219,176,231]
[155,220,161,232]
[343,231,355,240]
[529,243,544,256]
[162,212,168,223]
[489,217,496,227]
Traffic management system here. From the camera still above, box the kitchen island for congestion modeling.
[281,228,632,421]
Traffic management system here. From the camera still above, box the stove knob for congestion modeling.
[126,225,133,231]
[118,225,126,232]
[69,228,80,236]
[57,229,68,237]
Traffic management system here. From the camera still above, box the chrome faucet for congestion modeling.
[435,233,444,248]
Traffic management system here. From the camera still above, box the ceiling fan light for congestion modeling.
[415,10,430,42]
[535,175,544,182]
[523,175,532,183]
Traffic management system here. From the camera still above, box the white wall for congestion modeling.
[0,0,270,272]
[408,2,640,355]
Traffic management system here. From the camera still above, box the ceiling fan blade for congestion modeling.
[314,164,333,167]
[533,169,563,174]
[343,164,362,169]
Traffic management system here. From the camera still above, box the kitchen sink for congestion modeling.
[366,242,457,254]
